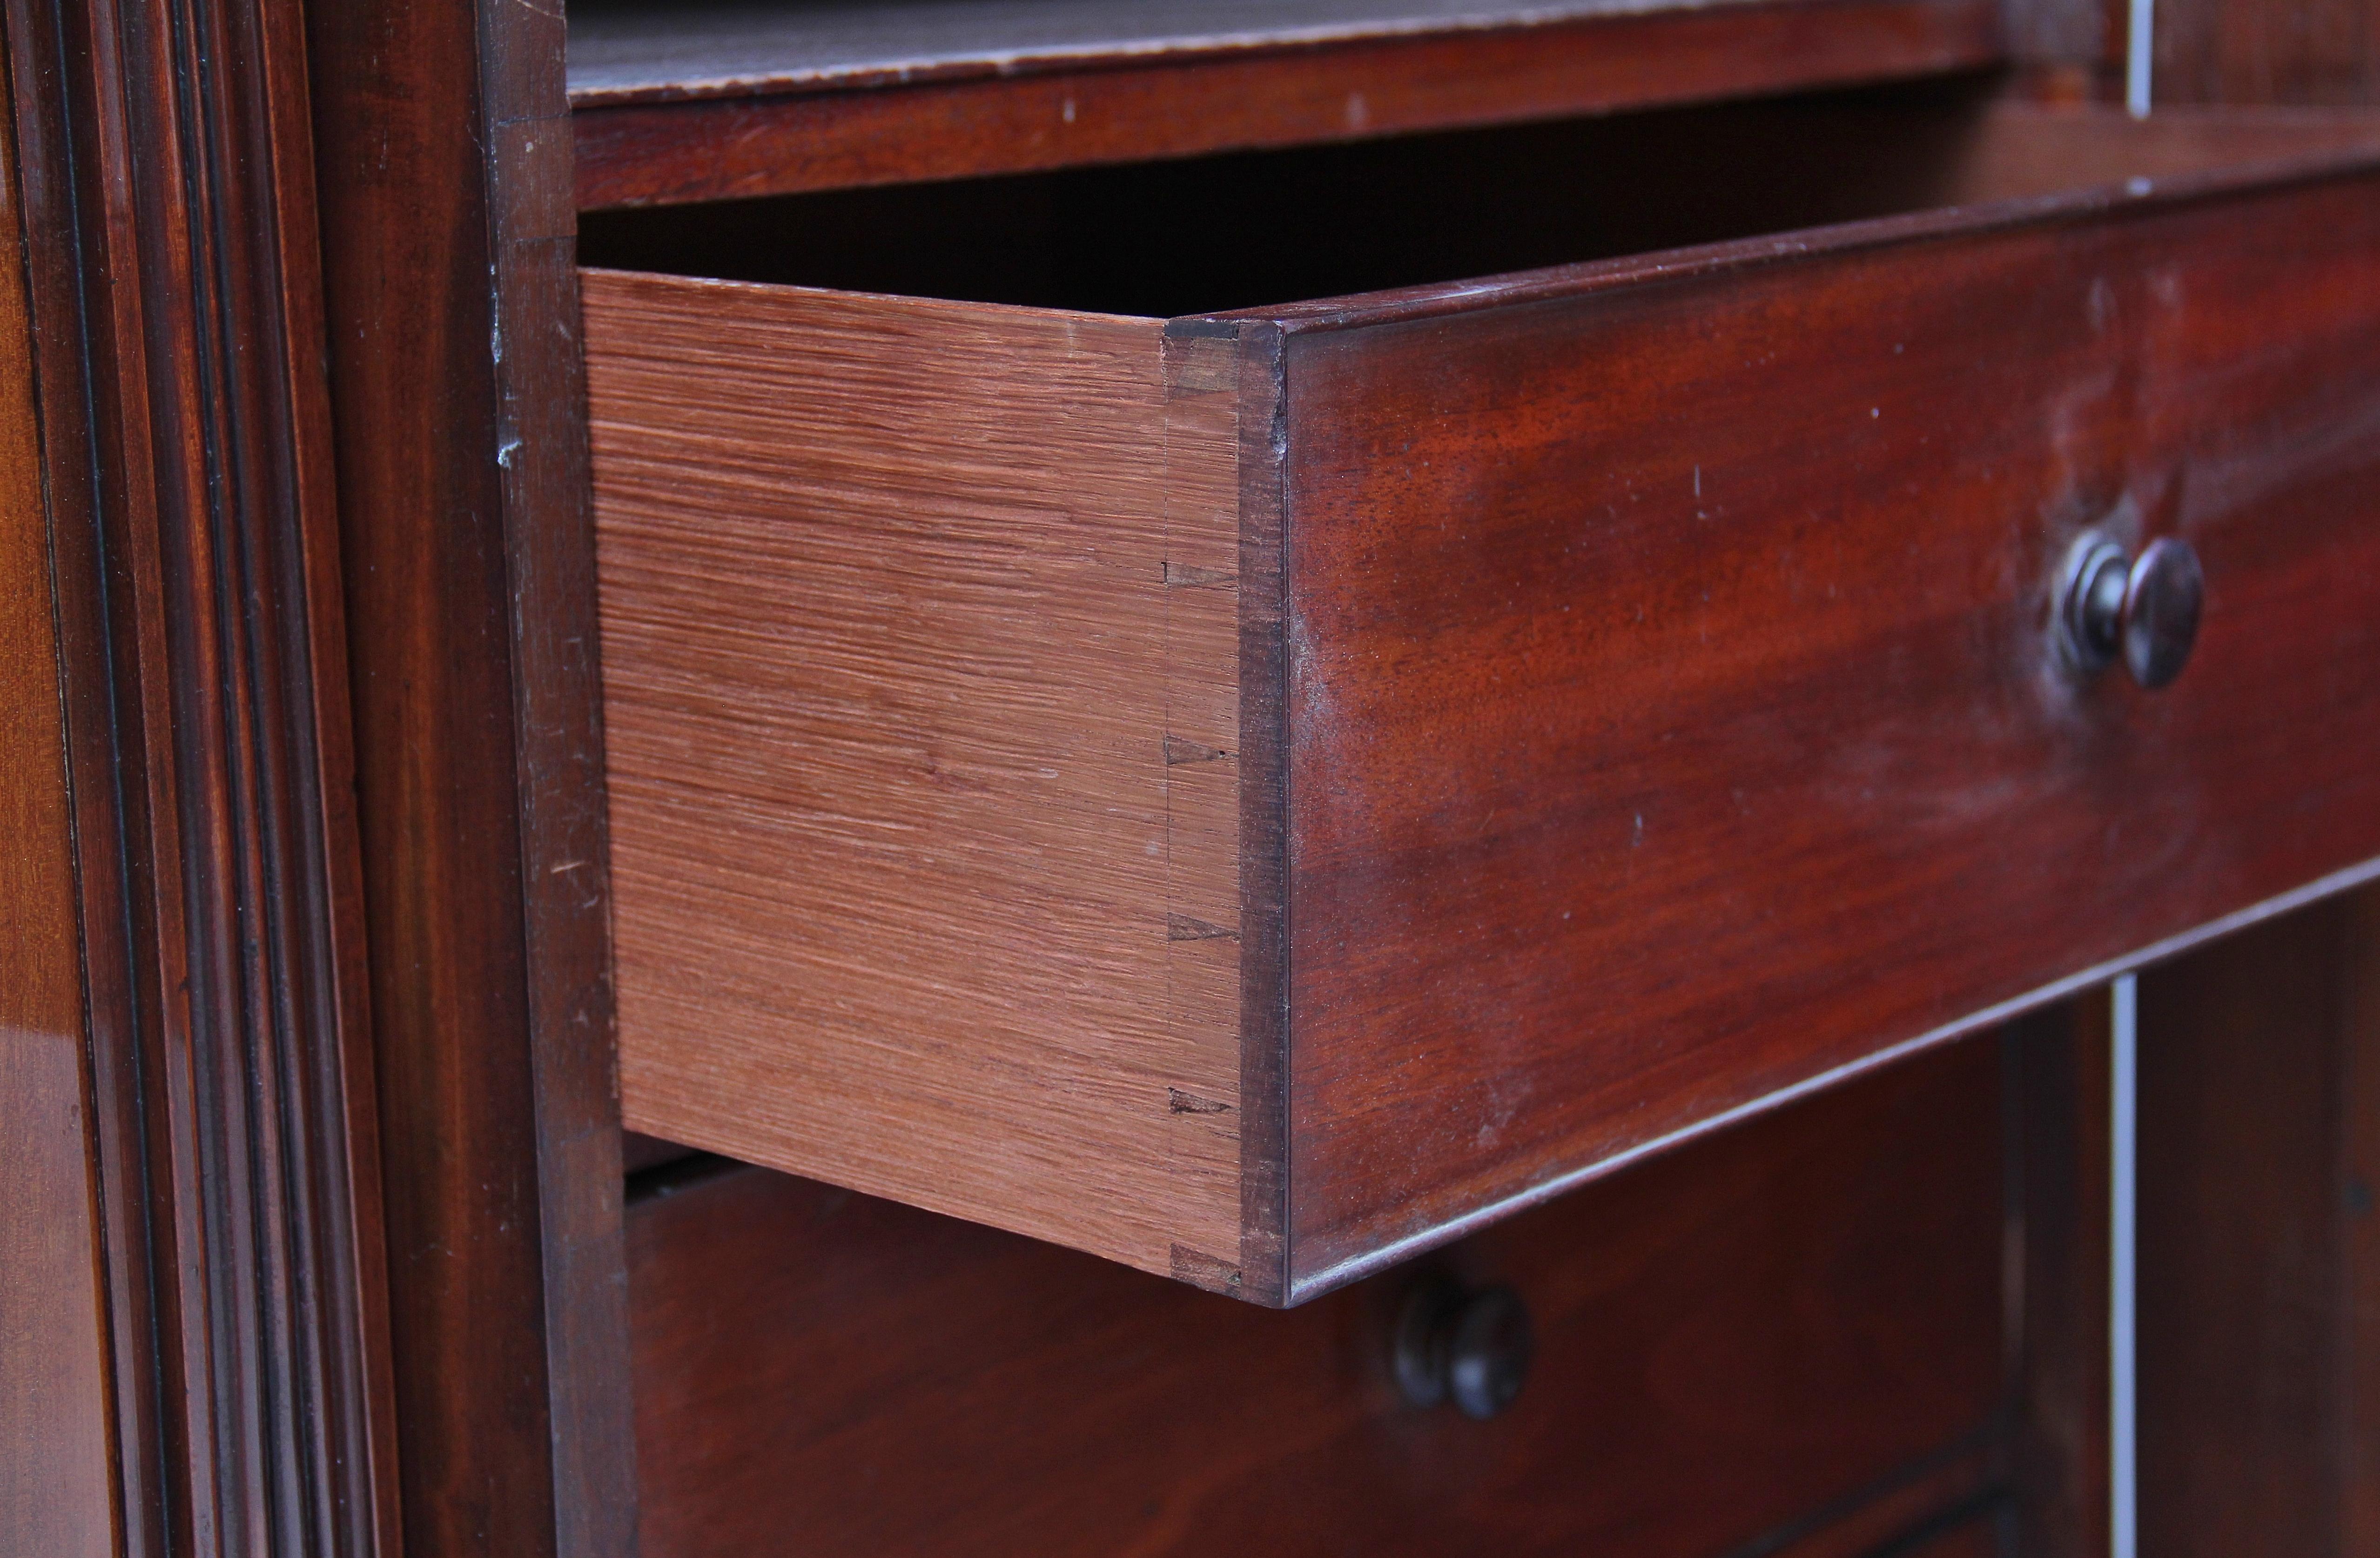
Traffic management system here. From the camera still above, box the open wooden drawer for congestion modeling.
[580,90,2380,1303]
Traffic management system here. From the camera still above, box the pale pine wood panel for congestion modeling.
[585,270,1245,1279]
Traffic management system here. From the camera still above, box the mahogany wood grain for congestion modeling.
[570,0,2005,208]
[2353,905,2380,1558]
[628,1039,2008,1558]
[2125,14,2380,1554]
[4,0,399,1542]
[1758,1449,2000,1558]
[1,4,178,1537]
[2352,899,2380,1558]
[1880,1517,2004,1558]
[1940,97,2380,188]
[0,110,113,1556]
[619,1131,699,1177]
[0,1044,114,1558]
[2136,886,2380,1558]
[588,105,2380,1299]
[2010,1000,2113,1558]
[2006,0,2112,75]
[2156,0,2380,104]
[307,0,637,1545]
[1267,124,2380,1290]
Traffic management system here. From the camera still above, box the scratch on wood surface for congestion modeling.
[1163,736,1230,765]
[1169,1243,1243,1294]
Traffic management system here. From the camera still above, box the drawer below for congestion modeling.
[628,1041,2006,1558]
[584,94,2380,1299]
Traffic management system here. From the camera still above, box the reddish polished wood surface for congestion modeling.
[2115,16,2380,1558]
[2138,887,2380,1558]
[0,1046,113,1558]
[2011,1001,2113,1558]
[2156,0,2380,103]
[619,1130,697,1177]
[3,0,397,1542]
[629,1039,2006,1558]
[1882,1517,2004,1558]
[588,102,2380,1300]
[1759,1452,2000,1558]
[0,107,113,1557]
[584,91,2004,1294]
[1266,134,2380,1289]
[307,0,636,1547]
[570,0,2003,207]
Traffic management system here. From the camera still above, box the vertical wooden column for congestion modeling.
[2132,7,2380,1554]
[2351,907,2380,1558]
[306,0,635,1550]
[0,74,114,1558]
[0,0,398,1545]
[2012,1001,2114,1558]
[2135,890,2380,1558]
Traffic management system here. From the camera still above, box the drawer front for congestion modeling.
[629,1041,2006,1558]
[1279,168,2380,1284]
[587,107,2380,1301]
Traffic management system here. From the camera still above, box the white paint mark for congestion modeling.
[1062,97,1076,124]
[497,437,522,469]
[2127,0,2155,115]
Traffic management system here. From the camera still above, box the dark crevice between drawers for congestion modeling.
[576,71,2010,317]
[1861,1495,2011,1558]
[1711,1423,2004,1558]
[625,1149,744,1208]
[621,1127,704,1177]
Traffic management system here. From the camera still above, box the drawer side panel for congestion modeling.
[585,271,1243,1279]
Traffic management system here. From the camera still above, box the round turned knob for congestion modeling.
[2061,532,2203,690]
[1392,1277,1534,1420]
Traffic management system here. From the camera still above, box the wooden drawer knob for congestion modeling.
[2062,532,2205,690]
[1392,1277,1534,1420]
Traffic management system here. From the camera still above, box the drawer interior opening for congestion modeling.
[575,77,2380,317]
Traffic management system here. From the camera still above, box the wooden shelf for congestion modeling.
[569,0,2004,207]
